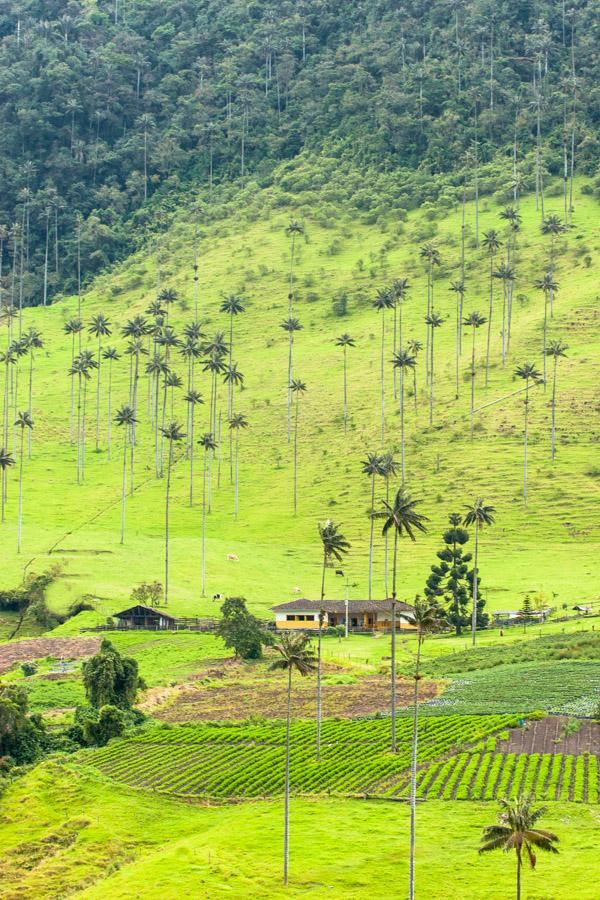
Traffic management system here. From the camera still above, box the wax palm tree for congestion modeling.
[115,405,136,544]
[15,411,32,553]
[361,452,386,600]
[493,262,514,366]
[449,280,465,398]
[179,336,202,460]
[202,354,227,510]
[0,446,15,524]
[158,287,178,325]
[515,363,542,503]
[285,219,304,316]
[380,451,399,597]
[184,389,203,505]
[102,346,120,458]
[391,277,410,357]
[407,339,423,418]
[220,294,245,417]
[533,274,558,387]
[166,370,183,419]
[541,214,566,277]
[378,489,429,752]
[23,327,42,458]
[464,312,487,439]
[198,432,217,596]
[546,340,568,461]
[334,333,355,431]
[463,498,496,645]
[125,339,147,491]
[269,632,316,886]
[316,519,350,759]
[88,314,111,451]
[64,320,83,431]
[160,422,186,606]
[406,597,446,900]
[223,364,245,478]
[424,312,443,424]
[373,289,395,444]
[229,412,248,517]
[419,243,441,383]
[281,316,303,443]
[69,352,97,483]
[392,348,416,481]
[482,229,503,384]
[479,795,559,900]
[146,353,169,477]
[290,378,307,515]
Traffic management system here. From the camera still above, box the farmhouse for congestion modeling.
[271,599,416,633]
[112,604,177,630]
[492,608,553,625]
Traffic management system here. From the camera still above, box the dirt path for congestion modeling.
[0,637,101,675]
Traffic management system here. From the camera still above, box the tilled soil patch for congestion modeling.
[152,674,440,722]
[497,715,600,755]
[0,637,101,675]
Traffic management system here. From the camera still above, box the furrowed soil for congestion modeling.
[0,637,101,675]
[143,660,440,722]
[497,715,600,755]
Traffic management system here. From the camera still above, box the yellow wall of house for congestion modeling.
[275,619,320,629]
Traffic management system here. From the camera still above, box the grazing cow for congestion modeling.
[227,553,239,561]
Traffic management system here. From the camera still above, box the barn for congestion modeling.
[112,604,176,631]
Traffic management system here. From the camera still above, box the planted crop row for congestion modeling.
[86,714,517,799]
[412,752,600,802]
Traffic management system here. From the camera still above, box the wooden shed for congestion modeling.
[112,604,176,630]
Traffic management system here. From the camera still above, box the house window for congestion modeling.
[351,617,358,627]
[298,615,306,621]
[306,615,315,621]
[286,614,296,621]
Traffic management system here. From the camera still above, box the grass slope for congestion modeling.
[0,762,598,899]
[0,179,599,620]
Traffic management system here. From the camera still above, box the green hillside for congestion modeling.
[0,177,598,621]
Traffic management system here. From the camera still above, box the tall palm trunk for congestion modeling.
[368,474,375,601]
[283,666,293,886]
[293,393,299,514]
[400,366,405,482]
[551,356,558,461]
[120,429,127,544]
[234,430,239,516]
[485,254,494,385]
[470,327,476,440]
[27,353,33,458]
[76,374,82,483]
[471,521,479,646]
[189,405,196,507]
[516,850,522,900]
[342,345,348,432]
[17,425,24,553]
[428,327,435,425]
[81,377,87,481]
[413,365,418,419]
[201,448,208,596]
[408,632,423,900]
[95,336,102,450]
[164,438,173,606]
[390,529,398,752]
[107,357,113,459]
[380,311,385,445]
[542,291,549,389]
[523,379,530,503]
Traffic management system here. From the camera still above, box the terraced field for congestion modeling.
[85,715,517,799]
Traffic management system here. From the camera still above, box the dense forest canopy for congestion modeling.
[0,0,597,304]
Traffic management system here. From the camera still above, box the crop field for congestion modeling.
[394,750,599,803]
[85,715,518,798]
[425,660,600,715]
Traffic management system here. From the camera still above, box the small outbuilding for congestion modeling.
[112,604,176,630]
[271,599,416,633]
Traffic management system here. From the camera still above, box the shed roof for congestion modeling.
[113,604,177,621]
[272,598,415,615]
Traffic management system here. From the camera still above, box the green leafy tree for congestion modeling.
[83,705,126,747]
[216,596,270,659]
[0,683,47,764]
[479,795,559,900]
[269,632,316,886]
[82,639,140,710]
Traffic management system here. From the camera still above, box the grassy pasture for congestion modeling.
[0,762,597,899]
[0,181,597,621]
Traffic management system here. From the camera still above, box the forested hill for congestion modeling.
[0,0,598,305]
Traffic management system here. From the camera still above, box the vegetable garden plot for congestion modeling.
[85,714,518,799]
[401,751,600,802]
